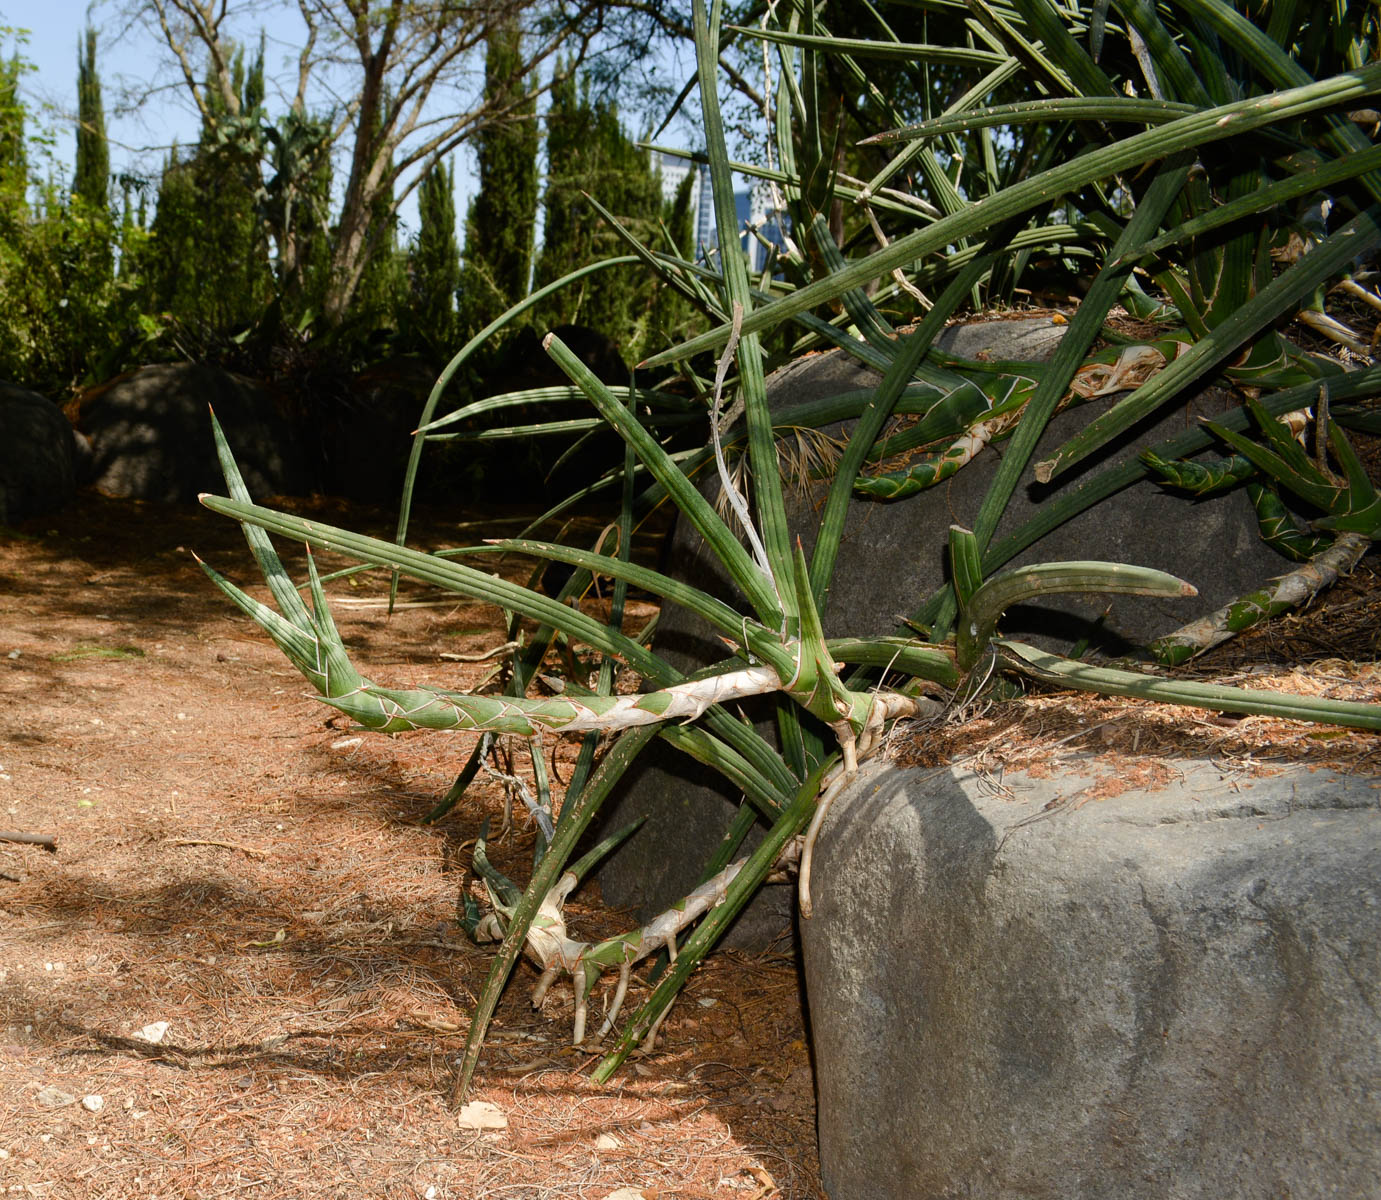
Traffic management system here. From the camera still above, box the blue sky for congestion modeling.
[8,1,220,189]
[3,1,499,234]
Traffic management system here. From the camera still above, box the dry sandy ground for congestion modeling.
[0,493,823,1200]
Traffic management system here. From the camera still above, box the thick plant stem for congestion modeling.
[324,663,788,737]
[1150,531,1372,665]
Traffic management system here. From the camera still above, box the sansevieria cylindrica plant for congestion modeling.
[202,0,1381,1105]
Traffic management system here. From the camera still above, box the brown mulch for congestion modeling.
[0,494,820,1200]
[893,555,1381,795]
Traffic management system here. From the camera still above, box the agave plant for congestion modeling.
[202,0,1381,1107]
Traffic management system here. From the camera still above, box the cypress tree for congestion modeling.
[270,110,333,320]
[411,156,460,350]
[141,35,275,342]
[458,24,539,337]
[243,34,265,116]
[74,27,108,212]
[353,94,406,335]
[130,35,275,337]
[648,167,697,348]
[532,68,583,309]
[0,50,28,210]
[533,71,661,358]
[0,48,31,386]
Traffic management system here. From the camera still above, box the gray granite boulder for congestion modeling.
[79,363,306,502]
[595,321,1287,946]
[0,383,80,523]
[802,756,1381,1199]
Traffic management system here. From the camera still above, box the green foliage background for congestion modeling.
[0,23,690,402]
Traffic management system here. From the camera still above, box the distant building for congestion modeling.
[651,152,792,275]
[741,183,793,276]
[696,180,717,257]
[654,150,701,207]
[652,151,714,257]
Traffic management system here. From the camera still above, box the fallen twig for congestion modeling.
[0,831,57,852]
[167,838,268,859]
[439,640,521,663]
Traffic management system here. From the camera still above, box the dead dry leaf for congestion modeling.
[456,1100,508,1131]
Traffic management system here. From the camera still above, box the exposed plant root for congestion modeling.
[798,691,931,918]
[477,851,759,1047]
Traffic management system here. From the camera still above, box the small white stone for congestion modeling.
[81,1095,104,1113]
[595,1132,622,1150]
[134,1021,170,1045]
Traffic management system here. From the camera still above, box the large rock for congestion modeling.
[802,757,1381,1199]
[0,383,80,523]
[79,364,305,502]
[595,321,1287,945]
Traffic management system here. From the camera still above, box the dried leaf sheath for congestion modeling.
[1150,531,1372,666]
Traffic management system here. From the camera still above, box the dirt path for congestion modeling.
[1,494,822,1200]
